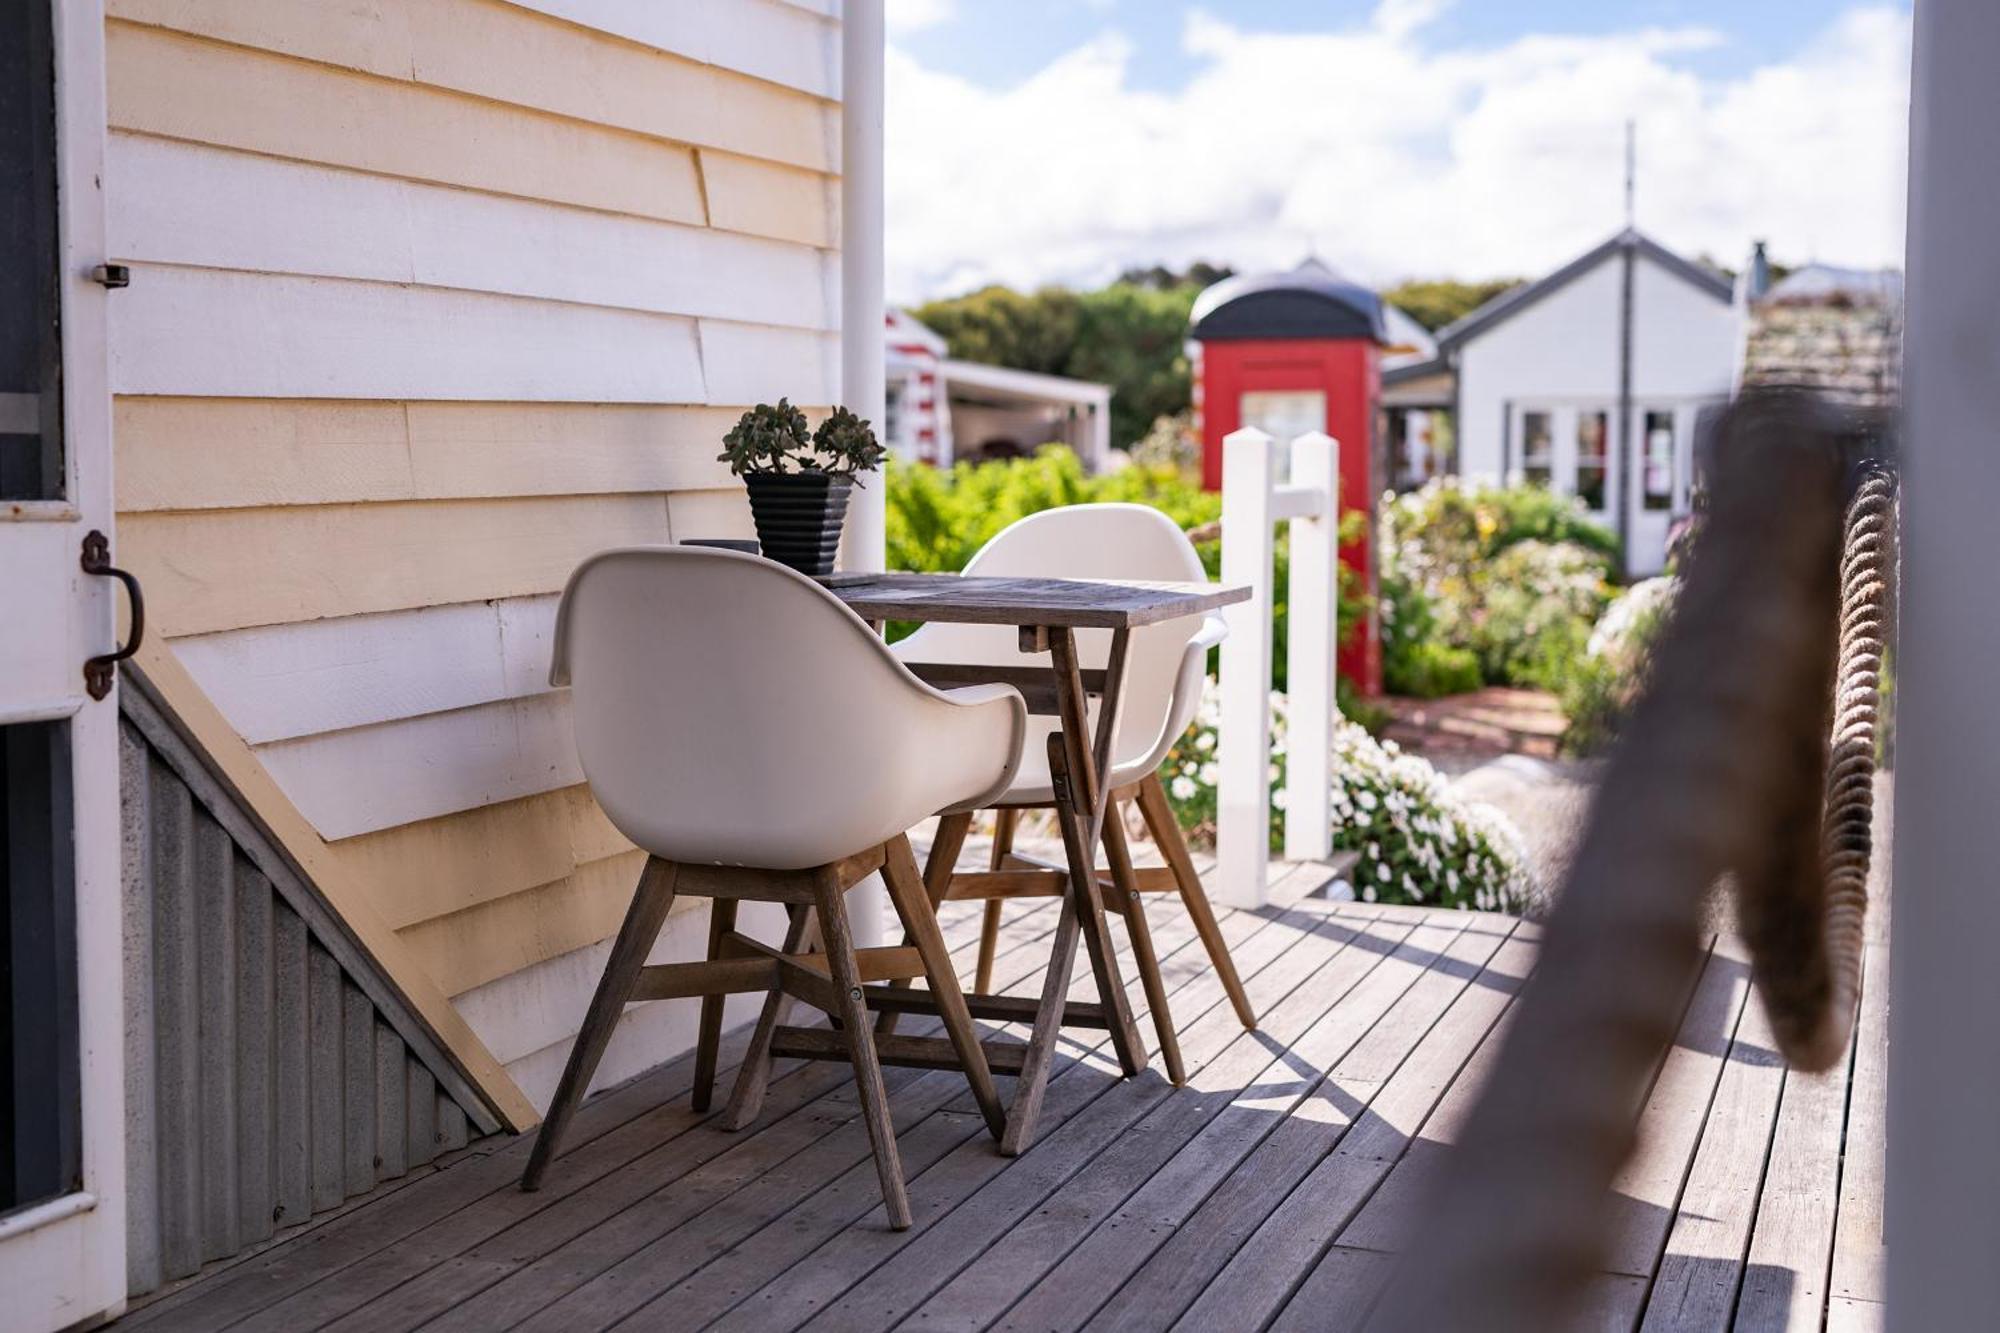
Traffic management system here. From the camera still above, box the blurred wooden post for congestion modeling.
[1284,432,1339,864]
[1217,428,1277,906]
[1890,0,2000,1323]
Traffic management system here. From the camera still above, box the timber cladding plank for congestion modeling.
[108,0,838,173]
[108,267,712,403]
[106,23,704,226]
[115,399,747,513]
[107,135,838,330]
[120,493,674,637]
[397,849,651,999]
[257,692,585,841]
[504,0,840,100]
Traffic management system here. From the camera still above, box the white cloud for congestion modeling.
[886,0,955,36]
[884,5,1910,301]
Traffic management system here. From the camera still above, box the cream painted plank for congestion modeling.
[116,399,744,512]
[400,850,649,998]
[336,785,631,932]
[404,0,835,173]
[106,0,416,79]
[257,692,583,841]
[107,135,837,327]
[115,397,415,511]
[698,321,840,407]
[404,402,742,499]
[109,267,707,403]
[665,488,757,544]
[107,22,705,225]
[700,149,838,249]
[123,493,673,636]
[111,0,837,172]
[170,599,557,745]
[128,638,541,1131]
[505,0,840,100]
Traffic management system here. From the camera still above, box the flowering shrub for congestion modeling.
[1380,478,1616,693]
[1562,576,1677,755]
[1159,682,1535,912]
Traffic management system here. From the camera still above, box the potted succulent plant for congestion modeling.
[719,399,886,576]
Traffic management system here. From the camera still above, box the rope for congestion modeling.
[1368,390,1879,1331]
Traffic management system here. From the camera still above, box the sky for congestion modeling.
[882,0,1914,302]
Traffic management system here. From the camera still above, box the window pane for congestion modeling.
[1644,410,1675,511]
[1521,410,1553,486]
[1576,410,1608,510]
[0,1,63,501]
[1239,391,1326,446]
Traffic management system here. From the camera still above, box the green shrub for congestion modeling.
[885,446,1369,694]
[1388,640,1484,698]
[1559,576,1677,754]
[1380,479,1616,695]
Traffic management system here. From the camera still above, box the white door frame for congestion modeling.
[0,1,127,1327]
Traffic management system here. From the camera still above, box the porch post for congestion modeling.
[840,0,888,945]
[840,0,886,575]
[1889,0,2000,1324]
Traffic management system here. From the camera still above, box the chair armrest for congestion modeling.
[933,682,1024,711]
[1189,614,1228,653]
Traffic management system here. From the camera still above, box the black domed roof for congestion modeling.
[1189,257,1387,343]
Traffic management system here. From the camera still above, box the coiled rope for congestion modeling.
[1369,390,1892,1330]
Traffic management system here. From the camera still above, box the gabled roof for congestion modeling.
[1434,228,1734,352]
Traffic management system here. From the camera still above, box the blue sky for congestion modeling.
[883,1,1913,300]
[892,0,1908,92]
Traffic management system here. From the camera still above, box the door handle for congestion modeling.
[81,529,144,701]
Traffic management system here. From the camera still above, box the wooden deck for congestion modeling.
[118,835,1889,1333]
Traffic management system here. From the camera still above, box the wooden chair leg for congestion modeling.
[973,808,1018,995]
[1103,802,1185,1085]
[883,835,1007,1142]
[690,898,737,1112]
[812,867,912,1230]
[722,902,815,1131]
[878,811,973,1037]
[522,857,679,1191]
[1138,772,1256,1029]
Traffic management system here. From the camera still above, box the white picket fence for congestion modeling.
[1214,427,1341,907]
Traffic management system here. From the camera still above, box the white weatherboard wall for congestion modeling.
[103,0,844,1114]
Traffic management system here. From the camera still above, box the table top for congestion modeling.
[819,571,1249,629]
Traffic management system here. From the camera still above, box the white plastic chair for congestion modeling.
[894,504,1256,1083]
[523,546,1027,1229]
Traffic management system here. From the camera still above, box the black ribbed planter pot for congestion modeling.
[744,472,853,576]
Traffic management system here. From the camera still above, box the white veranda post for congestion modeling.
[1216,429,1341,907]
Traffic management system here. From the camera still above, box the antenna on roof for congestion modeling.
[1624,118,1637,230]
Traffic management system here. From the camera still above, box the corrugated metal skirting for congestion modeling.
[118,695,488,1298]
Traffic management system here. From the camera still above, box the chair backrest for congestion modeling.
[900,503,1218,775]
[552,546,1008,869]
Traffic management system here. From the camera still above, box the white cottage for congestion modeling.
[1384,229,1739,574]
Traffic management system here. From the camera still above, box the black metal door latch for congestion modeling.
[81,529,144,700]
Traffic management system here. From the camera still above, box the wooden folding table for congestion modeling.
[820,572,1250,1153]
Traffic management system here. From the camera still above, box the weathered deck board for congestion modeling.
[130,836,1887,1333]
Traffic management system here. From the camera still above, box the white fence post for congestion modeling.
[1217,429,1277,908]
[1284,432,1339,863]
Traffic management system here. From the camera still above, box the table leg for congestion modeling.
[1000,625,1146,1155]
